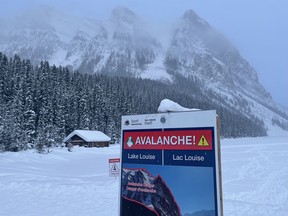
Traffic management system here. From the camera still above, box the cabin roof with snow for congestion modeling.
[63,130,111,143]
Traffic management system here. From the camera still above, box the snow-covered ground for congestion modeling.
[0,145,120,216]
[222,136,288,216]
[1,135,288,216]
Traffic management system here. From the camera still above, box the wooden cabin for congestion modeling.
[63,130,111,147]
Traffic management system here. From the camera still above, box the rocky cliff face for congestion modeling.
[165,10,271,104]
[122,168,181,216]
[75,6,162,76]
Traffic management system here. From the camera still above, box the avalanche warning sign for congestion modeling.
[120,110,223,216]
[109,158,120,177]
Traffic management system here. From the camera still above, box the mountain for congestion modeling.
[122,168,181,216]
[165,10,288,134]
[77,6,163,77]
[0,6,287,134]
[0,5,102,67]
[166,9,270,104]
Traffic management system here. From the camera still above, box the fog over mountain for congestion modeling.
[2,0,288,109]
[0,5,287,135]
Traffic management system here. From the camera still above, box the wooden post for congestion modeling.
[217,116,224,215]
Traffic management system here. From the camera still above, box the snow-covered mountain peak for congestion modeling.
[182,9,209,28]
[110,6,139,26]
[0,6,287,133]
[6,5,101,43]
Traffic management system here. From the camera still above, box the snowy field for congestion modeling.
[1,136,288,216]
[222,136,288,216]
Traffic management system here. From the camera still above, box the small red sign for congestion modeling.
[109,158,120,163]
[123,129,213,150]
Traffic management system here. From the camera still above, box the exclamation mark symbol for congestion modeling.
[198,135,209,146]
[193,136,196,145]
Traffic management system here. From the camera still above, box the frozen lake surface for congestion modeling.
[0,136,288,216]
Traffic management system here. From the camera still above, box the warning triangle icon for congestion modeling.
[111,163,119,172]
[198,135,209,146]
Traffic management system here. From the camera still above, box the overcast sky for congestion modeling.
[2,0,287,107]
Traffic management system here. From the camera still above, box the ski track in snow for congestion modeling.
[222,136,288,216]
[0,137,288,216]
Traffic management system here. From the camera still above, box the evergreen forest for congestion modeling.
[0,53,267,152]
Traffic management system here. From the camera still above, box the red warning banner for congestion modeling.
[109,158,120,163]
[123,129,213,150]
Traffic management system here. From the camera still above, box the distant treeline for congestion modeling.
[0,53,267,152]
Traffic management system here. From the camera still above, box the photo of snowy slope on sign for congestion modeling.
[121,168,181,216]
[121,165,216,216]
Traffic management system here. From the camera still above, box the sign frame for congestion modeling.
[120,110,223,216]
